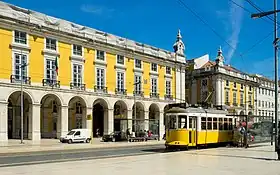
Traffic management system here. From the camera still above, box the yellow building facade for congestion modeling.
[0,2,186,142]
[186,47,259,115]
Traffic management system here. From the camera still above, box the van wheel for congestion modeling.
[86,138,90,143]
[68,139,73,144]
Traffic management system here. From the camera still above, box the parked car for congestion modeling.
[60,129,91,144]
[102,131,127,142]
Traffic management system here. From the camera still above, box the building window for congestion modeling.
[166,80,171,95]
[117,72,124,91]
[226,80,229,86]
[233,92,237,105]
[248,94,252,105]
[46,59,56,80]
[73,44,82,56]
[202,79,207,87]
[96,68,105,89]
[97,50,105,60]
[225,91,229,103]
[151,78,157,94]
[240,93,244,105]
[258,100,261,107]
[166,66,171,74]
[259,88,261,94]
[233,82,237,88]
[151,63,157,72]
[249,86,252,91]
[135,59,142,69]
[134,75,142,93]
[73,64,82,85]
[46,38,57,51]
[241,84,243,89]
[14,53,27,80]
[14,30,27,44]
[117,55,124,65]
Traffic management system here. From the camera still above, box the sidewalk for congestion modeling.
[0,139,164,154]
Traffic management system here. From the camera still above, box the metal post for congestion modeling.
[20,62,25,144]
[274,0,280,159]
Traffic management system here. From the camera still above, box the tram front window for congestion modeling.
[179,115,187,129]
[167,115,177,129]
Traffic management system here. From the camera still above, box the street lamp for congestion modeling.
[251,0,280,159]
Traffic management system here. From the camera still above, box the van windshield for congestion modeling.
[67,131,75,135]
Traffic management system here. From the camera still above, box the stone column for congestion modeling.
[215,76,221,105]
[30,103,41,143]
[0,101,8,145]
[58,105,68,138]
[159,111,165,140]
[104,109,114,135]
[144,111,149,131]
[86,107,92,133]
[127,109,133,131]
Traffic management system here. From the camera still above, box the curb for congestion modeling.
[0,142,164,155]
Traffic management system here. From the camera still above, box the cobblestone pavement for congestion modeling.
[1,144,280,175]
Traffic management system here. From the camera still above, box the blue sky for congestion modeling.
[2,0,277,79]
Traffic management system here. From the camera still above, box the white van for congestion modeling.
[60,129,91,144]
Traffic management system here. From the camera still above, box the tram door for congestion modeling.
[189,116,197,146]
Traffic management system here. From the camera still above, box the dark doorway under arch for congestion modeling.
[92,104,104,137]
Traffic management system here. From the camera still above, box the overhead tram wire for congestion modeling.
[229,0,277,25]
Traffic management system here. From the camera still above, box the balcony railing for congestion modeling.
[94,85,108,93]
[233,102,238,106]
[249,104,253,108]
[10,75,31,85]
[70,82,86,90]
[115,88,127,95]
[133,91,144,97]
[42,79,60,88]
[150,92,159,98]
[164,94,173,100]
[240,103,244,107]
[225,102,230,106]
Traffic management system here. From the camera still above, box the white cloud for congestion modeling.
[225,0,244,64]
[80,4,115,16]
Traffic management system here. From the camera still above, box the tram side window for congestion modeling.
[219,118,223,130]
[207,117,212,130]
[229,118,233,130]
[178,115,187,128]
[201,117,206,130]
[213,118,218,130]
[168,115,177,129]
[224,118,229,130]
[189,117,192,129]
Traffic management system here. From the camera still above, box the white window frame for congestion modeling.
[45,37,58,51]
[151,63,158,72]
[72,44,84,57]
[96,50,106,61]
[165,79,172,95]
[13,30,28,46]
[134,59,142,69]
[151,77,158,94]
[166,66,171,75]
[95,65,106,89]
[116,70,125,91]
[116,54,125,65]
[225,91,229,103]
[44,56,58,80]
[71,62,84,85]
[233,92,237,104]
[12,49,29,80]
[134,72,143,94]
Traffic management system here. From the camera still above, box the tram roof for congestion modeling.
[165,107,228,114]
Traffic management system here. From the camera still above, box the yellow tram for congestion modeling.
[165,106,235,149]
